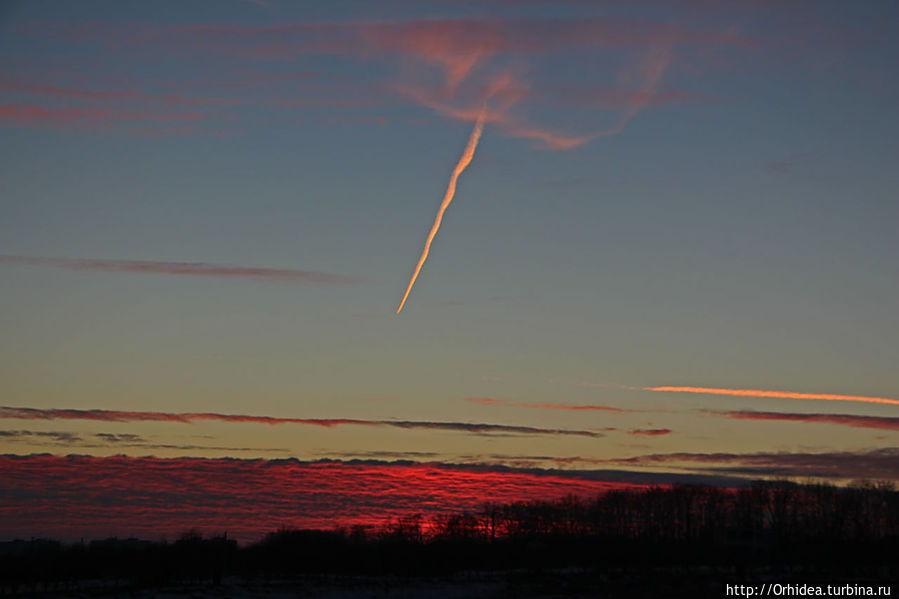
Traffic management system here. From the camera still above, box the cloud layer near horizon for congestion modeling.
[0,406,601,438]
[614,448,899,480]
[465,397,630,412]
[0,454,642,542]
[3,449,890,543]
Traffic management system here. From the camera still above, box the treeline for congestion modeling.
[1,480,897,592]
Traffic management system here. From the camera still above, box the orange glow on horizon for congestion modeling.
[647,386,899,406]
[396,110,486,313]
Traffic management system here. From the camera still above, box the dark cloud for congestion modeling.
[0,430,82,443]
[0,406,602,438]
[324,450,443,460]
[707,410,899,432]
[613,448,899,480]
[0,429,284,453]
[96,442,288,452]
[382,420,601,437]
[0,255,356,285]
[94,433,145,443]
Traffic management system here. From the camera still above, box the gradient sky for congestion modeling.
[1,0,897,540]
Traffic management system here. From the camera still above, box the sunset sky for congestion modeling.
[1,0,897,541]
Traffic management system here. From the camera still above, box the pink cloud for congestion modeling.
[538,85,732,110]
[28,18,750,55]
[14,16,751,145]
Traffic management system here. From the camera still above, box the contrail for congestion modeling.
[396,110,486,313]
[646,386,899,406]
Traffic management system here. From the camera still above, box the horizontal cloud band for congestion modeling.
[614,448,899,481]
[0,255,356,284]
[708,410,899,431]
[0,406,601,438]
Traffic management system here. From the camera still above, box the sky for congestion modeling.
[1,0,897,541]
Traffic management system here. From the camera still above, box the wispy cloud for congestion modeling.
[0,406,602,438]
[94,432,145,443]
[28,18,750,57]
[627,428,672,436]
[322,450,443,460]
[0,76,242,107]
[0,102,216,134]
[0,66,380,136]
[0,430,82,443]
[0,429,286,452]
[394,72,593,150]
[0,255,357,285]
[646,386,899,406]
[708,410,899,432]
[536,84,732,110]
[390,44,677,149]
[465,397,631,412]
[14,16,748,144]
[598,45,671,137]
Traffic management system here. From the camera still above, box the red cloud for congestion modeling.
[627,428,672,436]
[0,454,639,542]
